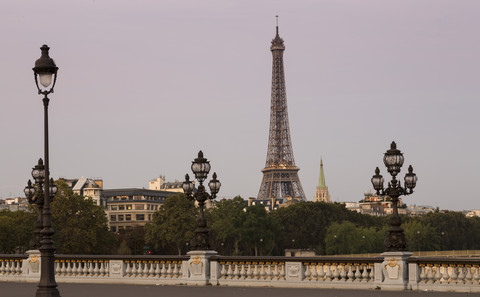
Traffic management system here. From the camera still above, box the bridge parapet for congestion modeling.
[1,252,480,292]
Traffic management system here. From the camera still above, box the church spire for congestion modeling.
[314,157,331,203]
[318,158,326,188]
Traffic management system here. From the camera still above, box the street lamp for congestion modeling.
[24,159,57,249]
[371,141,418,252]
[182,151,221,250]
[31,44,60,297]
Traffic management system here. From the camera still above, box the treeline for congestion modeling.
[1,188,480,255]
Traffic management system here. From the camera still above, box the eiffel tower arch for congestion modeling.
[257,20,306,201]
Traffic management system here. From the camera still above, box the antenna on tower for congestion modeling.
[276,15,279,34]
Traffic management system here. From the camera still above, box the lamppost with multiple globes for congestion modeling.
[24,159,57,249]
[29,44,60,297]
[371,141,418,252]
[182,151,221,250]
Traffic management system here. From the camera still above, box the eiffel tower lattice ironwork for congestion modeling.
[257,20,306,201]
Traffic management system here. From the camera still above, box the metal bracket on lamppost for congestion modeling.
[371,141,418,252]
[182,151,221,250]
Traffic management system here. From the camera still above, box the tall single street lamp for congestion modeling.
[371,141,418,252]
[182,151,221,250]
[31,44,60,297]
[24,159,57,249]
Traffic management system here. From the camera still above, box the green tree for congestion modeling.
[242,204,279,256]
[145,193,196,255]
[51,180,117,254]
[209,196,247,255]
[0,209,35,253]
[116,226,146,255]
[403,220,440,252]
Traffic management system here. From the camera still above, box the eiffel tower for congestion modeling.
[257,19,306,201]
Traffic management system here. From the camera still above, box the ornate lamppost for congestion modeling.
[30,44,60,297]
[182,151,221,250]
[24,159,57,249]
[371,141,418,251]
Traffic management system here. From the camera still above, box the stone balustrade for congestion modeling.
[210,256,382,288]
[1,252,480,292]
[408,257,480,293]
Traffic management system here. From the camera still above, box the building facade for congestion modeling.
[102,188,174,232]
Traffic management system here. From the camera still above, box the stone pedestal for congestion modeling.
[380,251,412,290]
[186,250,217,285]
[24,250,41,278]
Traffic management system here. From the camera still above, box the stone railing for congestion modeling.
[210,256,382,288]
[408,257,480,293]
[1,251,480,292]
[0,255,27,277]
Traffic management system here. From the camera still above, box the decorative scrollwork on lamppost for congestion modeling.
[31,44,61,297]
[24,159,57,250]
[371,141,418,252]
[182,151,221,250]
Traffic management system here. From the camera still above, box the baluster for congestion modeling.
[273,263,279,280]
[361,264,368,282]
[220,263,227,279]
[458,266,465,284]
[465,266,473,284]
[419,266,426,283]
[66,261,72,276]
[173,262,180,278]
[311,264,318,281]
[0,261,4,275]
[473,266,480,284]
[441,265,449,284]
[131,262,138,277]
[426,265,434,283]
[325,264,333,281]
[154,262,161,278]
[340,265,347,282]
[149,262,155,277]
[304,263,311,280]
[125,261,132,277]
[354,265,361,282]
[368,265,374,281]
[280,263,286,280]
[234,264,240,279]
[14,261,20,275]
[267,264,274,280]
[93,261,99,276]
[253,264,259,280]
[167,263,173,278]
[347,265,354,282]
[63,261,68,276]
[332,265,340,281]
[226,263,233,279]
[434,266,442,283]
[72,261,78,276]
[450,265,458,284]
[318,264,325,281]
[246,264,252,279]
[240,264,246,279]
[143,262,149,277]
[160,262,167,278]
[88,261,94,276]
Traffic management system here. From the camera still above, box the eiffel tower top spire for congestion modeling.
[271,16,284,48]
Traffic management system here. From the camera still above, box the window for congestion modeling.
[126,226,133,230]
[126,214,131,221]
[136,214,145,221]
[126,204,132,210]
[111,226,117,232]
[110,215,116,221]
[148,214,152,221]
[135,204,144,210]
[118,226,124,231]
[110,205,117,211]
[119,205,125,210]
[118,215,124,221]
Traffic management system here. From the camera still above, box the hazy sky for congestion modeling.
[1,0,479,211]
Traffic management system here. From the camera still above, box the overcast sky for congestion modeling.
[1,0,479,211]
